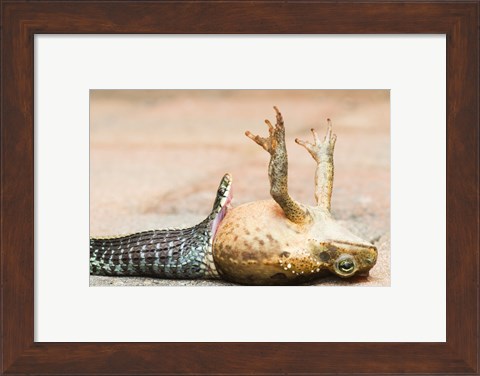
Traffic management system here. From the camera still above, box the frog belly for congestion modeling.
[213,200,325,285]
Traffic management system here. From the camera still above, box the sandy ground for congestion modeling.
[90,90,390,286]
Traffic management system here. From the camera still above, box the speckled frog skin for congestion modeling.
[90,106,377,285]
[213,107,377,285]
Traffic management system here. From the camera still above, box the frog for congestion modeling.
[212,106,378,285]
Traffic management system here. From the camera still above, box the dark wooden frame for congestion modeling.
[1,1,478,374]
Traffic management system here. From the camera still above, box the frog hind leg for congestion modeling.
[295,119,336,212]
[245,106,312,225]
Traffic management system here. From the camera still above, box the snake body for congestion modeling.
[90,174,232,279]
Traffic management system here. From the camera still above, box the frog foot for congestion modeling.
[245,106,285,155]
[295,119,337,211]
[295,119,337,162]
[245,107,311,225]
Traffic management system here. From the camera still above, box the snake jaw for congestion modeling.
[210,173,233,236]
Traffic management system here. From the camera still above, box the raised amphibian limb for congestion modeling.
[245,106,312,225]
[295,119,336,212]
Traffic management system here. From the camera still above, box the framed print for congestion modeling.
[36,38,440,344]
[1,1,478,374]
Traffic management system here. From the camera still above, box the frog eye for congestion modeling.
[339,259,354,272]
[336,258,356,275]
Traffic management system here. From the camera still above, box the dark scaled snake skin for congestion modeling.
[90,174,232,279]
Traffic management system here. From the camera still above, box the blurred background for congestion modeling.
[90,90,390,286]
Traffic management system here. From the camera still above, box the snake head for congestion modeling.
[210,173,233,233]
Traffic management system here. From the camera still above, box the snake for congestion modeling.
[89,173,232,279]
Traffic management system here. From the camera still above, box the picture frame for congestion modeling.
[1,1,478,374]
